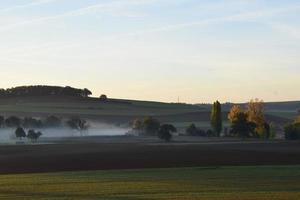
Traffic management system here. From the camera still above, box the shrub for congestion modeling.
[186,124,207,136]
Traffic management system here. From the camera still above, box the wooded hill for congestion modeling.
[0,86,92,98]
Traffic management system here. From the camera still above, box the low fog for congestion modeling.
[0,121,130,144]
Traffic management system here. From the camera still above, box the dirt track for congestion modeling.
[0,139,300,174]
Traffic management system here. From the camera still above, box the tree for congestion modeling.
[27,129,42,142]
[67,117,89,135]
[295,116,300,124]
[229,112,251,138]
[6,116,22,127]
[82,88,92,97]
[15,127,26,140]
[210,101,222,136]
[99,94,108,101]
[228,105,243,123]
[23,117,42,128]
[132,118,143,132]
[228,106,257,138]
[246,99,268,138]
[285,115,300,140]
[0,116,4,127]
[158,124,176,142]
[143,117,160,136]
[186,123,198,136]
[44,116,61,127]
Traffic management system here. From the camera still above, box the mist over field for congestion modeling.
[0,122,129,143]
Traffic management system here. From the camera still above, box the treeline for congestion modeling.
[130,117,177,142]
[130,99,300,141]
[0,86,92,97]
[0,115,88,130]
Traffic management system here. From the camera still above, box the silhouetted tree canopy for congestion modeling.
[0,85,92,97]
[5,116,22,127]
[27,129,42,142]
[23,117,43,128]
[0,116,4,127]
[143,117,161,136]
[66,117,89,131]
[44,116,62,127]
[285,116,300,140]
[158,124,176,142]
[186,124,207,136]
[99,94,108,101]
[229,112,256,138]
[15,127,26,139]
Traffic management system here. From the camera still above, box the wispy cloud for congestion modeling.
[0,0,57,12]
[4,3,300,57]
[0,0,160,32]
[125,4,300,36]
[267,22,300,40]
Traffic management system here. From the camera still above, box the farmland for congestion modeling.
[0,96,298,130]
[0,139,300,174]
[0,166,299,200]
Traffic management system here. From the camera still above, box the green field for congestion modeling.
[0,96,203,116]
[0,166,299,200]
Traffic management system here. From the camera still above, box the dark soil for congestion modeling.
[0,140,300,174]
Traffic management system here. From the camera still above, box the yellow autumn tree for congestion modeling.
[246,99,265,125]
[228,105,243,123]
[246,99,267,137]
[295,116,300,124]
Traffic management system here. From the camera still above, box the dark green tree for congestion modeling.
[0,116,4,127]
[6,116,22,127]
[186,123,198,136]
[44,116,62,127]
[15,127,26,140]
[143,117,160,136]
[284,116,300,140]
[158,124,177,142]
[210,101,222,136]
[27,129,42,142]
[230,112,257,138]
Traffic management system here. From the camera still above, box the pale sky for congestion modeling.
[0,0,299,103]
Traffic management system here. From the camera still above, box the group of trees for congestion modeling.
[0,115,62,128]
[0,115,88,130]
[284,116,300,140]
[132,117,177,141]
[186,124,214,137]
[227,99,271,139]
[0,86,92,98]
[15,127,42,142]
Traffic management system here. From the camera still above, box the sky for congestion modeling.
[0,0,299,103]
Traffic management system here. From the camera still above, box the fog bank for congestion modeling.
[0,122,129,143]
